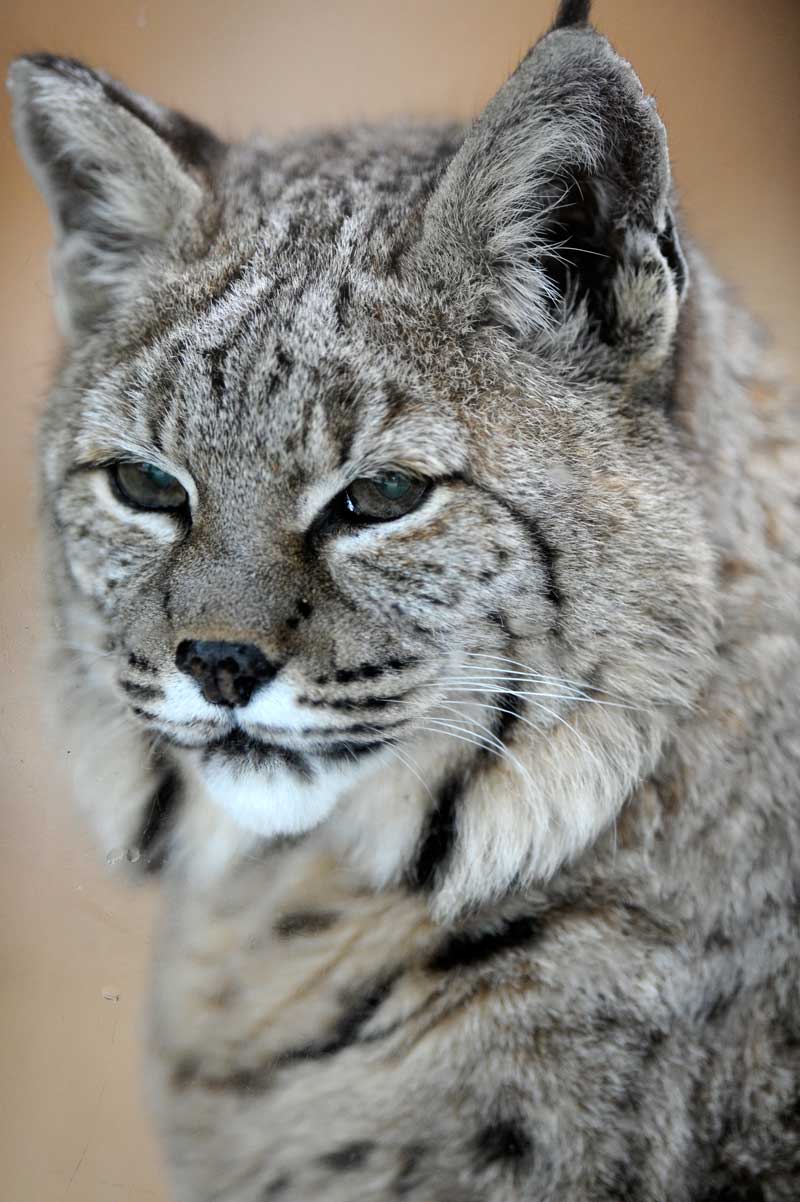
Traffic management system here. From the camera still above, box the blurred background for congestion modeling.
[1,2,798,1199]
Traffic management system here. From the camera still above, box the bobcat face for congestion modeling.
[14,28,718,900]
[46,227,579,836]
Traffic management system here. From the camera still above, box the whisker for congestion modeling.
[382,743,434,802]
[432,703,537,798]
[437,678,645,714]
[463,651,644,705]
[445,692,602,774]
[439,679,586,702]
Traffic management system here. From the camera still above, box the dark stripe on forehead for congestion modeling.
[380,380,411,432]
[319,361,360,468]
[334,277,353,333]
[205,344,226,397]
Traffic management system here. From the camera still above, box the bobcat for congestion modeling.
[10,0,800,1197]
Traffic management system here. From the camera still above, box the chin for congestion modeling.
[197,745,385,838]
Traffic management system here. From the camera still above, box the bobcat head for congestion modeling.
[10,2,717,913]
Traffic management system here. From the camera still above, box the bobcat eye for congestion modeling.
[342,471,428,522]
[110,462,188,512]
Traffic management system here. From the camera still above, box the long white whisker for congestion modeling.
[437,678,644,713]
[418,719,509,761]
[382,743,434,802]
[440,679,586,702]
[425,705,539,801]
[463,652,643,705]
[441,690,603,774]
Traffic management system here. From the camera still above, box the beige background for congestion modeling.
[1,3,798,1200]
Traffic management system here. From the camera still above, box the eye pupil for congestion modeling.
[375,472,411,501]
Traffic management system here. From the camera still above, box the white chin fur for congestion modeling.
[198,758,360,838]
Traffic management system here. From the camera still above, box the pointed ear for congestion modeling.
[420,19,688,381]
[7,55,223,339]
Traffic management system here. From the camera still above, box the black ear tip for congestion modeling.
[551,0,592,30]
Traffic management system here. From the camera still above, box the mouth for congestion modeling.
[199,725,398,771]
[188,722,399,839]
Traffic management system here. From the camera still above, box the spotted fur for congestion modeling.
[9,1,800,1197]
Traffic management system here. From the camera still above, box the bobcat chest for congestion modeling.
[149,845,438,1090]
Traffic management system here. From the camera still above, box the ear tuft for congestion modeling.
[551,0,592,30]
[8,54,223,339]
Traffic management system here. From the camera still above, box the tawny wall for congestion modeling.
[1,3,797,1199]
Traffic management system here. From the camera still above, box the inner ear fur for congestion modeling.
[418,23,688,377]
[8,54,223,338]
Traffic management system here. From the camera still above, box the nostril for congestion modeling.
[175,639,280,707]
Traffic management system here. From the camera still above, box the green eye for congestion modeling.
[110,462,188,512]
[343,471,428,522]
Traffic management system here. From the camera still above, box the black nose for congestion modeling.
[175,640,279,707]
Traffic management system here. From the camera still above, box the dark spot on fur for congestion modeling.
[392,1143,427,1196]
[704,927,734,952]
[285,616,300,630]
[319,1141,374,1171]
[428,913,545,972]
[642,1027,667,1063]
[691,1177,766,1202]
[606,1154,644,1200]
[273,910,339,938]
[334,278,353,331]
[408,774,463,891]
[359,662,384,679]
[473,1119,533,1168]
[171,1056,200,1090]
[487,610,512,634]
[297,598,313,620]
[119,678,163,702]
[130,705,159,722]
[388,656,419,671]
[205,345,226,396]
[127,651,155,673]
[261,1174,291,1198]
[702,987,740,1024]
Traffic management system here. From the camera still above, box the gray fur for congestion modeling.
[8,5,800,1200]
